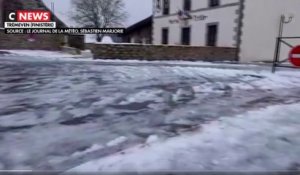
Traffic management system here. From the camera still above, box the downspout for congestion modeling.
[235,0,245,62]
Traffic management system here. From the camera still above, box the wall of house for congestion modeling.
[123,26,152,44]
[240,0,300,62]
[88,43,236,61]
[153,0,239,17]
[152,0,240,47]
[68,35,85,50]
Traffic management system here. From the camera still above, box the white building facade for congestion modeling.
[152,0,300,62]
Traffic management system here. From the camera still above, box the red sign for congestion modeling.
[289,45,300,67]
[16,10,51,22]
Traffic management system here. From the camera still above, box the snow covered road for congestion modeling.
[0,53,300,171]
[71,103,300,172]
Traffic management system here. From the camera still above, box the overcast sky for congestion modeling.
[42,0,152,27]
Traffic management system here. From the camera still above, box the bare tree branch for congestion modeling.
[71,0,128,41]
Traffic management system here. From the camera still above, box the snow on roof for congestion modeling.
[101,36,114,44]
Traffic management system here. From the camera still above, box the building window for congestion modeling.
[206,23,218,46]
[163,0,170,15]
[209,0,220,7]
[181,27,191,45]
[156,0,161,10]
[183,0,192,11]
[162,28,169,44]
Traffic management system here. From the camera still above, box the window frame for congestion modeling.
[156,0,161,11]
[208,0,220,8]
[162,0,170,15]
[161,27,169,45]
[206,22,219,47]
[183,0,192,11]
[181,26,191,45]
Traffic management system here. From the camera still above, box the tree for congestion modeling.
[71,0,128,42]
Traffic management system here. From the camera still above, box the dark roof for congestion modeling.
[125,16,153,34]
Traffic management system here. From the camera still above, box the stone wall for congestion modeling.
[88,43,237,61]
[0,29,65,50]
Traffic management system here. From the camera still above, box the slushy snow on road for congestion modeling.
[71,103,300,172]
[0,51,300,171]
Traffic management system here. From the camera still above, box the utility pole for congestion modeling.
[51,2,55,14]
[50,2,55,23]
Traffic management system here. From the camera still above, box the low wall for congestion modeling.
[88,43,237,61]
[0,29,65,50]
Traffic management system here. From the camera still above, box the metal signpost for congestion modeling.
[272,14,300,73]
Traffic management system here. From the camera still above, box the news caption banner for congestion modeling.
[4,28,125,35]
[4,10,125,35]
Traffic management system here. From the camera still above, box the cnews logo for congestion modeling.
[8,10,51,22]
[4,10,56,29]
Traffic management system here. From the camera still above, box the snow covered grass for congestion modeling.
[70,103,300,172]
[1,50,78,58]
[0,49,263,69]
[0,50,94,61]
[0,49,295,70]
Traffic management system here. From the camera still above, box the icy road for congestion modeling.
[0,53,300,171]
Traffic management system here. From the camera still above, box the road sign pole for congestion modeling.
[272,37,281,73]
